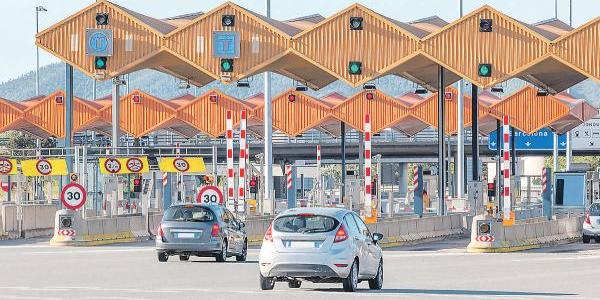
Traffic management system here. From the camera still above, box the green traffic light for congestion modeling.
[348,61,362,75]
[478,63,492,77]
[94,57,107,70]
[221,59,233,72]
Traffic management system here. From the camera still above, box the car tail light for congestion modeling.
[157,225,164,237]
[334,224,349,243]
[264,223,273,242]
[585,212,591,225]
[334,263,348,267]
[211,223,220,237]
[297,213,314,217]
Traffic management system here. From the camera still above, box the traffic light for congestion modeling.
[478,63,492,77]
[487,182,496,198]
[249,177,258,194]
[94,56,107,70]
[349,17,363,30]
[479,19,492,32]
[220,59,233,72]
[222,15,235,27]
[348,61,362,75]
[287,93,296,103]
[96,13,109,25]
[133,178,141,193]
[371,179,377,196]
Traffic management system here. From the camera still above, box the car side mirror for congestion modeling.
[372,233,384,243]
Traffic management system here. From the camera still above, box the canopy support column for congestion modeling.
[437,66,446,216]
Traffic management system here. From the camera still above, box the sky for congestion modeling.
[0,0,598,83]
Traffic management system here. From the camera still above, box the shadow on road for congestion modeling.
[189,259,258,264]
[310,288,576,297]
[384,237,470,252]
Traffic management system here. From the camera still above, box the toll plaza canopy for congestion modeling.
[36,0,600,93]
[0,86,595,139]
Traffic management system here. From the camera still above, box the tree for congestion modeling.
[4,131,56,149]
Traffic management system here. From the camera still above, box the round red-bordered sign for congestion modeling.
[0,158,13,174]
[173,158,190,172]
[196,185,224,205]
[36,159,52,176]
[126,158,144,173]
[104,158,122,174]
[60,182,87,210]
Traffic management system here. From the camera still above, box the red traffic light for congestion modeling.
[132,94,141,104]
[249,178,257,187]
[365,92,374,100]
[288,94,296,102]
[209,94,218,103]
[133,178,141,186]
[487,182,495,189]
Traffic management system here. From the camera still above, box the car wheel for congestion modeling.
[236,240,247,262]
[342,260,358,292]
[260,273,275,290]
[583,235,591,244]
[216,240,228,262]
[179,255,189,261]
[368,260,383,290]
[288,280,301,289]
[595,237,600,244]
[157,252,168,262]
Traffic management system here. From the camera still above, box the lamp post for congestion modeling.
[35,6,47,96]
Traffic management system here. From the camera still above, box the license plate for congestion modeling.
[290,241,316,248]
[177,232,197,239]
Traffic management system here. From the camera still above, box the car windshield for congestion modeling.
[273,214,339,233]
[589,204,600,216]
[163,206,214,222]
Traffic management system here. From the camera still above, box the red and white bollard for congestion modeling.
[226,110,235,211]
[364,113,372,217]
[502,115,511,221]
[286,164,293,190]
[237,110,247,213]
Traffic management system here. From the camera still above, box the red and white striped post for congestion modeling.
[502,115,511,221]
[286,164,293,190]
[541,167,547,193]
[364,113,372,217]
[413,166,419,190]
[237,110,247,213]
[316,145,322,206]
[226,110,235,211]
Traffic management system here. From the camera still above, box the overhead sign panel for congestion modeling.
[86,29,113,56]
[572,117,600,150]
[0,158,18,175]
[488,128,566,151]
[21,159,68,176]
[99,157,149,174]
[159,157,206,173]
[212,31,240,58]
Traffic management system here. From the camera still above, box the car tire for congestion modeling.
[583,235,591,244]
[595,237,600,244]
[368,260,383,290]
[288,280,301,289]
[179,255,189,261]
[216,240,228,262]
[236,240,247,262]
[157,252,168,262]
[260,273,275,290]
[342,260,359,292]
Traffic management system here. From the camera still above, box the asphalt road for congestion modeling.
[1,238,600,300]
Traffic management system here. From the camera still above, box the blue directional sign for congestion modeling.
[488,128,566,151]
[212,31,240,58]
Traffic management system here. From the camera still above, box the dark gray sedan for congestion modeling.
[156,204,247,262]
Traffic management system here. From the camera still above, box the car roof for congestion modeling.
[276,207,352,220]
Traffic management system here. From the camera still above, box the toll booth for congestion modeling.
[587,169,600,203]
[554,172,587,209]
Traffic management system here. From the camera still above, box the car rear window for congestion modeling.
[589,204,600,216]
[163,206,215,222]
[273,214,339,233]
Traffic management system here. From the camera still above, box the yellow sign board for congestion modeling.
[159,157,206,173]
[21,158,68,176]
[0,158,18,175]
[99,157,149,175]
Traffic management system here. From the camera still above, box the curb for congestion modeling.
[49,231,150,247]
[467,237,581,253]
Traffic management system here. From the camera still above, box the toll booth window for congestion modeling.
[163,206,214,222]
[555,179,564,205]
[589,203,600,216]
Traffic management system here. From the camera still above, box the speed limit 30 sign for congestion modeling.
[197,186,223,206]
[173,158,190,172]
[36,159,53,176]
[61,182,87,210]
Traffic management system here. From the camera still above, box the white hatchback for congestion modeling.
[258,207,384,292]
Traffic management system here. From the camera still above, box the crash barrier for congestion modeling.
[467,213,584,253]
[245,214,466,247]
[1,203,58,239]
[514,206,544,220]
[50,209,152,246]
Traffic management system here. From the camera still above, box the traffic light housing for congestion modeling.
[94,56,107,70]
[479,19,492,32]
[371,179,377,196]
[487,182,496,198]
[249,177,258,194]
[96,13,109,25]
[349,17,363,30]
[220,59,233,72]
[222,15,235,27]
[348,61,362,75]
[133,178,141,193]
[478,63,492,77]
